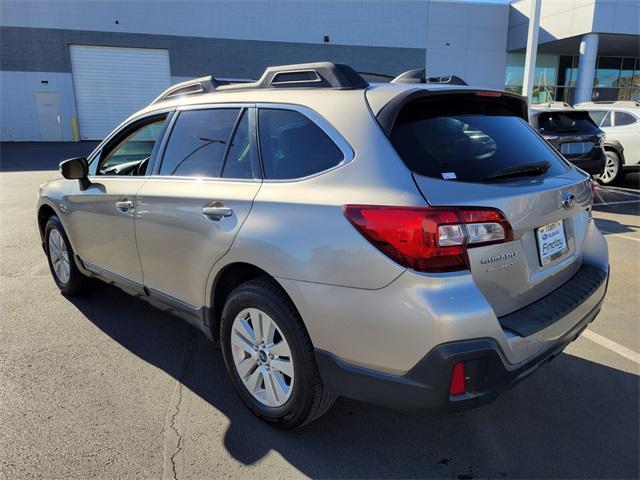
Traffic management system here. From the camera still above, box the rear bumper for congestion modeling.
[566,148,606,175]
[316,265,609,413]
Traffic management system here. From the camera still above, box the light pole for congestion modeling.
[522,0,542,104]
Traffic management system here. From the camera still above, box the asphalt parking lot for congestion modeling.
[1,142,639,479]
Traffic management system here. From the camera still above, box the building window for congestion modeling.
[505,53,559,104]
[593,57,640,102]
[506,55,640,104]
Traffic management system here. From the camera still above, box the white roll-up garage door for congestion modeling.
[70,45,171,140]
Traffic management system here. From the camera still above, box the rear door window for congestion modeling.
[390,101,568,183]
[587,110,610,127]
[536,111,599,133]
[600,111,612,127]
[160,108,240,177]
[258,109,343,179]
[222,110,258,179]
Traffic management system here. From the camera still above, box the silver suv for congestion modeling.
[574,101,640,184]
[37,63,609,429]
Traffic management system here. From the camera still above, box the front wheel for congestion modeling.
[220,278,336,429]
[44,216,95,295]
[596,150,622,185]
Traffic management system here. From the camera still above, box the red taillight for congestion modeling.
[589,179,596,206]
[343,205,512,273]
[475,91,502,97]
[449,362,466,396]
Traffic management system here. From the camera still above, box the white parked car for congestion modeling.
[574,101,640,184]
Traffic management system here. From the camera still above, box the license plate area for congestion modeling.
[536,220,568,266]
[560,141,593,155]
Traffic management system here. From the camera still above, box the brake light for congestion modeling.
[343,205,512,273]
[449,362,466,396]
[475,91,502,97]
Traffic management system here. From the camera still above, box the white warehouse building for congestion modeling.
[0,0,638,142]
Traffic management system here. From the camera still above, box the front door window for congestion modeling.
[89,115,168,176]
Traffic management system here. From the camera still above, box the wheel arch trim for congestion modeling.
[205,260,302,341]
[603,139,625,164]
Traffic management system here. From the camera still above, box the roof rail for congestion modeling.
[150,62,369,105]
[151,76,218,105]
[532,101,573,109]
[357,71,395,82]
[391,69,468,86]
[219,62,369,91]
[574,100,639,107]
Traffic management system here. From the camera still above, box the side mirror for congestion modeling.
[60,157,90,190]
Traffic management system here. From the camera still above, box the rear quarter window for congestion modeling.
[614,111,638,126]
[258,109,344,180]
[390,99,569,183]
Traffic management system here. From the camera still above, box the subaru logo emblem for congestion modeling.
[562,191,576,210]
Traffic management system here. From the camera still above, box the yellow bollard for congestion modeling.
[71,116,80,142]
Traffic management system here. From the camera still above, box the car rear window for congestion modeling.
[536,111,598,133]
[390,99,568,183]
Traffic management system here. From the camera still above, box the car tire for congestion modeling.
[220,277,337,429]
[596,150,623,185]
[44,216,95,295]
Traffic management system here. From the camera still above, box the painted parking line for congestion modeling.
[594,189,608,205]
[596,185,640,195]
[593,199,640,206]
[595,187,640,197]
[583,329,640,365]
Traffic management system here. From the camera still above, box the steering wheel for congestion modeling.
[129,157,150,176]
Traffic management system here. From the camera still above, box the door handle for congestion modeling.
[202,203,233,220]
[115,200,134,211]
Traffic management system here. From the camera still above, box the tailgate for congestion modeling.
[413,173,593,316]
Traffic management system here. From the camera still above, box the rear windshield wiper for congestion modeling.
[484,161,551,181]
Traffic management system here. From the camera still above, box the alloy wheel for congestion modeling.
[48,228,71,284]
[597,154,618,184]
[230,308,294,407]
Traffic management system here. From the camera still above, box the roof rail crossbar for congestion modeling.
[391,69,468,86]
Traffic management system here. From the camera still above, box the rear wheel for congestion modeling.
[596,150,622,185]
[220,278,336,429]
[44,216,95,295]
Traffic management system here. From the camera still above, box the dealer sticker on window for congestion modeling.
[536,220,568,266]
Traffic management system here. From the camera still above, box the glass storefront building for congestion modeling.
[506,53,640,105]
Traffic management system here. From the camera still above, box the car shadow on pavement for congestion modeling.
[67,284,639,479]
[594,216,638,235]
